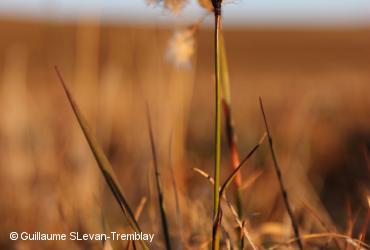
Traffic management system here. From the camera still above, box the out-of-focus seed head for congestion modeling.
[146,0,188,14]
[166,29,195,68]
[197,0,213,11]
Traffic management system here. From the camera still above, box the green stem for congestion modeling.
[212,8,222,250]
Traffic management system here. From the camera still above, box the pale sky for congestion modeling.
[0,0,369,27]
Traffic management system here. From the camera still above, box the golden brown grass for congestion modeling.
[0,17,369,249]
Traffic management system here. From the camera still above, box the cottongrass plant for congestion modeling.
[146,0,188,14]
[167,27,196,68]
[52,1,370,249]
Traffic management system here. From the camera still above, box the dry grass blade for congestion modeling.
[259,97,303,250]
[218,133,265,250]
[301,200,335,233]
[134,197,148,220]
[54,67,148,250]
[146,106,172,250]
[222,226,232,250]
[300,199,341,249]
[358,197,370,243]
[192,167,215,185]
[346,195,354,238]
[219,133,266,198]
[223,195,257,250]
[268,232,370,250]
[240,169,263,191]
[126,197,148,250]
[191,167,258,249]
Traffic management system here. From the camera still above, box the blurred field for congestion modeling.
[0,17,369,249]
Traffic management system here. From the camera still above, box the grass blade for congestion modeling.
[219,133,266,198]
[192,163,260,250]
[300,199,341,249]
[259,97,303,250]
[54,67,148,250]
[126,197,148,250]
[358,197,370,243]
[218,133,265,250]
[219,24,244,222]
[146,105,172,250]
[219,29,241,187]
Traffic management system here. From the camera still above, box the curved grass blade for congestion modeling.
[54,67,148,250]
[219,133,266,198]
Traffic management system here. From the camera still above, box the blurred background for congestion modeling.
[0,0,369,249]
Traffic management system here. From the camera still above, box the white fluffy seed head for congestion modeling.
[166,29,195,68]
[146,0,188,14]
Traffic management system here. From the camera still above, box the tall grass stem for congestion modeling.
[259,97,303,250]
[212,4,222,250]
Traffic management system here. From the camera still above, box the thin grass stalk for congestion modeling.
[211,1,222,249]
[126,197,148,250]
[146,106,172,250]
[259,97,303,250]
[54,67,148,250]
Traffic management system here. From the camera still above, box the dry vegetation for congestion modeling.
[0,14,369,249]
